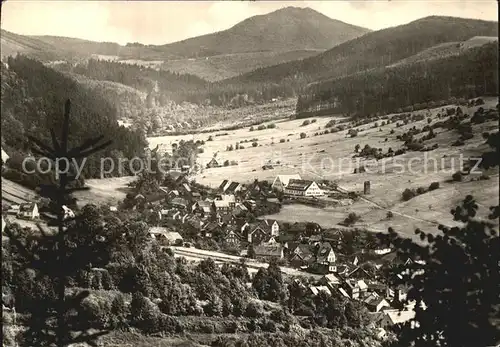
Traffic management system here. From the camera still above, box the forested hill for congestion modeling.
[227,16,498,84]
[154,6,370,58]
[194,16,498,106]
[55,59,209,104]
[296,42,499,117]
[1,55,147,180]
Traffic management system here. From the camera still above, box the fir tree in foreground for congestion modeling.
[4,99,113,347]
[378,196,499,347]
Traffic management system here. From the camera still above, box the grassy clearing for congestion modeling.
[147,97,498,237]
[75,177,136,206]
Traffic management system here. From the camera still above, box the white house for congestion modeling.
[284,179,324,197]
[380,310,417,328]
[62,205,75,220]
[17,203,39,220]
[271,174,302,192]
[148,227,183,245]
[364,293,391,312]
[1,147,9,165]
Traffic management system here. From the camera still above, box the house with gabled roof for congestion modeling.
[284,179,324,197]
[168,190,180,200]
[193,201,212,217]
[201,221,222,238]
[225,181,242,194]
[344,279,368,300]
[315,242,336,263]
[171,197,188,210]
[232,202,248,217]
[180,183,192,194]
[263,234,278,245]
[254,244,284,259]
[148,227,183,245]
[364,293,391,313]
[225,228,243,246]
[271,174,302,192]
[290,244,315,267]
[219,180,231,192]
[243,219,279,236]
[1,147,9,166]
[213,200,231,214]
[380,310,416,328]
[319,273,341,289]
[221,213,238,226]
[17,202,39,220]
[245,224,269,245]
[309,286,332,296]
[206,157,221,168]
[218,194,236,207]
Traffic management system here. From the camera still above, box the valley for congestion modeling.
[1,4,499,347]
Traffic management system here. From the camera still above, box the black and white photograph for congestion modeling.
[0,1,499,346]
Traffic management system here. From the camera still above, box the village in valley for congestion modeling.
[1,2,499,347]
[2,148,427,337]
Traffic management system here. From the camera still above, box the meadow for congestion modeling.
[148,96,499,238]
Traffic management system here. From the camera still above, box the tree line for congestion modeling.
[297,43,498,117]
[1,55,147,183]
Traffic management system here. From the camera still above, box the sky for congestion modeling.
[1,1,498,46]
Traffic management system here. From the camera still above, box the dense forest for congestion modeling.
[1,55,147,181]
[38,17,497,110]
[189,17,498,107]
[296,42,499,116]
[59,59,209,104]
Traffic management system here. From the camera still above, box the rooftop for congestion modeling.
[286,179,315,191]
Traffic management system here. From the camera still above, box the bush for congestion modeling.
[402,188,417,201]
[279,139,286,143]
[300,132,306,139]
[429,182,440,191]
[207,136,213,141]
[416,187,427,195]
[325,120,335,128]
[245,302,263,318]
[267,123,276,129]
[249,127,254,131]
[343,212,360,226]
[311,119,317,123]
[386,211,394,219]
[257,125,266,131]
[348,129,358,137]
[252,142,258,147]
[452,172,463,182]
[302,120,310,126]
[223,160,230,167]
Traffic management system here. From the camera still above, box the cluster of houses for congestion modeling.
[125,171,329,260]
[1,169,421,333]
[302,247,426,335]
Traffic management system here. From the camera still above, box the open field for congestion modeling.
[389,36,498,67]
[76,176,136,206]
[158,49,324,81]
[147,96,499,237]
[1,178,38,205]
